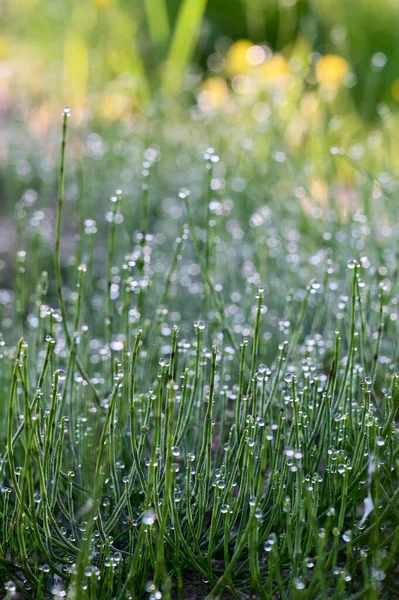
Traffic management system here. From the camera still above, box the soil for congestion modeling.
[172,574,236,600]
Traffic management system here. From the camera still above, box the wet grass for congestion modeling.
[0,109,398,599]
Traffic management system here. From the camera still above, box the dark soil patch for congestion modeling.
[172,574,236,600]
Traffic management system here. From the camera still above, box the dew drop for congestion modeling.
[342,530,352,543]
[293,577,305,590]
[142,509,156,525]
[347,259,357,270]
[57,369,67,382]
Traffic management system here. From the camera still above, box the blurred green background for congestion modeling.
[1,0,399,228]
[1,0,399,122]
[1,0,399,350]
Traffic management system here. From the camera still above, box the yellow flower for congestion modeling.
[94,0,110,6]
[316,55,349,88]
[198,77,229,111]
[225,39,254,76]
[257,54,289,84]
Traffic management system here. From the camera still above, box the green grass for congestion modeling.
[0,109,398,600]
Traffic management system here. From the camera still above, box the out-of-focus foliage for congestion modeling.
[0,0,399,122]
[310,0,399,117]
[1,0,399,229]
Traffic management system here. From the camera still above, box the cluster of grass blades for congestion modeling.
[0,110,398,599]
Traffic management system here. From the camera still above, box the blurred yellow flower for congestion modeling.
[257,54,289,84]
[316,55,349,88]
[391,78,399,102]
[0,38,9,60]
[225,40,254,76]
[100,93,132,120]
[94,0,110,6]
[300,92,321,118]
[198,77,229,110]
[311,178,328,205]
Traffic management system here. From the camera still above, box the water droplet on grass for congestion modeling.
[371,568,386,581]
[57,369,66,381]
[347,259,357,270]
[342,530,352,542]
[293,577,305,590]
[142,509,156,525]
[305,557,314,568]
